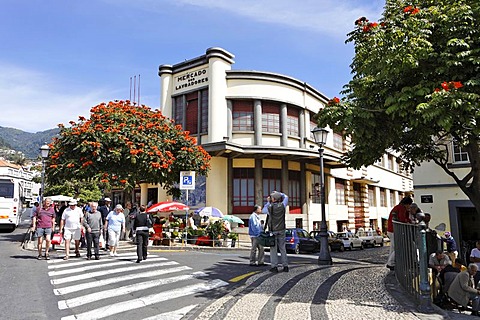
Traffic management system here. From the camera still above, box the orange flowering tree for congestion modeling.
[316,1,480,209]
[47,100,211,197]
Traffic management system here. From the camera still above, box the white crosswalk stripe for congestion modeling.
[51,258,171,285]
[58,271,208,309]
[54,264,189,295]
[47,250,229,320]
[61,280,228,320]
[142,305,198,320]
[47,254,142,269]
[49,257,168,276]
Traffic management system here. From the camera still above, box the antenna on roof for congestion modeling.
[129,74,141,106]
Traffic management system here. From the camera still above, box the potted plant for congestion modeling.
[227,232,239,247]
[195,228,206,236]
[206,221,225,247]
[186,227,197,244]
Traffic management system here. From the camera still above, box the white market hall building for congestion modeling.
[135,47,413,233]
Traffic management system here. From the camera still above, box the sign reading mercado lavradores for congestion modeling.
[174,66,208,93]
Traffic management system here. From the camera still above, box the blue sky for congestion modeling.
[1,0,384,133]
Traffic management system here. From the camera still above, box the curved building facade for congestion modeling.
[147,47,413,232]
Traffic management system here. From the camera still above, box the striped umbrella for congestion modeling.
[194,206,224,218]
[146,201,189,213]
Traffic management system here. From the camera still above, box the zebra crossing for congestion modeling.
[43,248,422,320]
[47,252,228,320]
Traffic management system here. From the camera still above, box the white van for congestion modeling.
[0,178,24,231]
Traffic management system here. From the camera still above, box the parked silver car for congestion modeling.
[336,232,365,250]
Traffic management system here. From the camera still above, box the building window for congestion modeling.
[233,168,254,213]
[388,155,394,171]
[288,171,301,211]
[389,191,395,208]
[263,169,281,197]
[287,107,299,136]
[200,90,208,134]
[380,188,387,207]
[453,141,469,163]
[185,92,198,134]
[232,100,253,131]
[262,102,280,133]
[172,89,209,136]
[311,173,321,204]
[173,96,184,125]
[376,156,385,168]
[353,183,362,206]
[368,186,376,207]
[310,113,317,139]
[333,131,343,150]
[335,179,346,205]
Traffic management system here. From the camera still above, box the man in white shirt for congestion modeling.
[60,199,83,260]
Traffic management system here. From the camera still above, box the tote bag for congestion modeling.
[258,232,275,247]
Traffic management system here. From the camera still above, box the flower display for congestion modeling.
[434,81,463,93]
[403,6,420,15]
[327,97,341,106]
[46,100,211,197]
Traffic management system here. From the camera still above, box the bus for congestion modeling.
[0,178,24,231]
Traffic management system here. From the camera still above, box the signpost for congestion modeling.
[180,171,195,190]
[180,171,195,246]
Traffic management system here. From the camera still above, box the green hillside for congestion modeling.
[0,126,59,159]
[0,136,12,149]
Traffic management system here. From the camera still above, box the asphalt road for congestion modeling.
[0,209,67,319]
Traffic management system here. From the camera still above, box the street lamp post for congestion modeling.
[311,127,332,265]
[39,144,50,204]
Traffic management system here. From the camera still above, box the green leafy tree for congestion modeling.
[316,1,480,209]
[46,100,211,198]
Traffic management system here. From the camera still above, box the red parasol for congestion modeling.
[146,201,189,213]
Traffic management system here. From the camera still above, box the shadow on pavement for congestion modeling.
[10,254,40,260]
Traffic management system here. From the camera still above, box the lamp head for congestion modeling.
[311,127,328,147]
[40,144,50,159]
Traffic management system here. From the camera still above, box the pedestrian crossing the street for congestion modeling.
[47,252,228,320]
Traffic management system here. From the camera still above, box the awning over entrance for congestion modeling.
[201,141,346,168]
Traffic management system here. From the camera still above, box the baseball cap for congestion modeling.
[69,199,78,205]
[104,197,112,202]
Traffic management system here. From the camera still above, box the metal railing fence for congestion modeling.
[393,221,435,312]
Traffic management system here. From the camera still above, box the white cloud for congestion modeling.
[181,0,381,37]
[121,0,383,38]
[0,63,113,133]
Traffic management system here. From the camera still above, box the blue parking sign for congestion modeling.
[183,176,193,185]
[180,171,195,190]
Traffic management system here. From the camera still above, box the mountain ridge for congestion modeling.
[0,126,59,159]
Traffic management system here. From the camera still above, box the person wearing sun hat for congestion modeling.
[105,204,125,257]
[441,231,458,264]
[60,199,84,260]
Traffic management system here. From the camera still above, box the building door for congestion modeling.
[147,188,158,206]
[295,218,303,229]
[458,207,480,263]
[337,220,348,233]
[353,183,364,230]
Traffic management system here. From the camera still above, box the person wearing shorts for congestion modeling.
[32,197,55,260]
[105,204,125,257]
[60,199,83,260]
